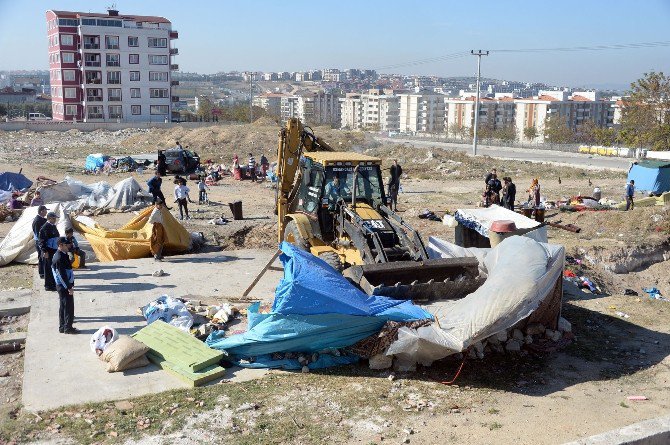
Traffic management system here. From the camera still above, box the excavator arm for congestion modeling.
[276,118,332,244]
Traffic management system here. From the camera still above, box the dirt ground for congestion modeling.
[1,125,669,444]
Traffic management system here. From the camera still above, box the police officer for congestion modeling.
[31,205,48,279]
[38,211,60,291]
[52,237,78,334]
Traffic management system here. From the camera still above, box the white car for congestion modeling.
[28,113,51,121]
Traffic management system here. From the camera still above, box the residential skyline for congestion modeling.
[1,0,669,89]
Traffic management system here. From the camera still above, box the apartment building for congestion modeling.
[359,89,400,131]
[340,93,362,129]
[46,9,178,122]
[252,93,285,117]
[444,96,516,138]
[280,92,340,126]
[514,90,614,142]
[398,91,445,133]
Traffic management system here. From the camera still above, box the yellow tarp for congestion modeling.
[72,207,191,262]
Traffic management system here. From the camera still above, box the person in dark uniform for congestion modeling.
[147,170,168,207]
[38,211,60,291]
[31,205,48,279]
[502,177,517,211]
[157,151,167,176]
[52,237,78,334]
[388,159,403,211]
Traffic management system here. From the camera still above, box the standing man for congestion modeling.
[485,168,497,185]
[260,153,270,177]
[502,177,517,211]
[487,173,502,205]
[147,170,169,208]
[38,211,60,291]
[31,205,48,279]
[247,153,257,182]
[626,179,635,211]
[388,159,403,212]
[156,150,167,176]
[52,237,78,334]
[148,201,166,261]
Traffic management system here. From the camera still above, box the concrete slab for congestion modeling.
[22,249,281,412]
[0,289,33,316]
[564,413,670,445]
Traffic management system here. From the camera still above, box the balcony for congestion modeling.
[169,30,178,39]
[108,97,122,102]
[86,96,103,102]
[170,48,179,55]
[170,64,179,71]
[171,96,180,102]
[83,43,100,50]
[84,61,101,67]
[170,80,179,86]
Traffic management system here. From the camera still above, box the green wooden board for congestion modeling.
[146,352,226,387]
[132,320,224,372]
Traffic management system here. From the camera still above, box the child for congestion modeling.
[174,178,191,220]
[64,227,86,268]
[197,177,209,204]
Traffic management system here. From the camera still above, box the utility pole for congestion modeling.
[471,50,489,156]
[248,71,253,123]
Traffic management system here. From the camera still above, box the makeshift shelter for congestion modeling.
[0,172,33,192]
[72,206,191,262]
[385,236,564,368]
[627,160,670,195]
[38,177,144,211]
[454,205,548,248]
[85,154,108,172]
[206,242,432,369]
[0,204,71,266]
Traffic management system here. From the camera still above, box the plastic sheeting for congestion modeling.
[71,205,191,262]
[454,205,548,243]
[142,296,194,331]
[206,242,432,366]
[386,236,564,366]
[627,161,670,195]
[0,172,32,191]
[85,154,108,172]
[0,203,71,266]
[38,177,143,211]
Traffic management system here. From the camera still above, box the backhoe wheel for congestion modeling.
[318,251,344,272]
[284,220,310,251]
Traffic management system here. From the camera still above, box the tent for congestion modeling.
[71,205,191,262]
[0,172,33,192]
[205,242,432,369]
[627,160,670,195]
[38,177,144,211]
[0,204,71,266]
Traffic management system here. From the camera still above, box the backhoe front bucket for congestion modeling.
[343,257,484,301]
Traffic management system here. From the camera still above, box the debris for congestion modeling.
[615,311,630,319]
[525,323,545,336]
[236,402,259,412]
[0,369,9,377]
[627,396,649,401]
[505,339,521,352]
[624,289,639,296]
[557,317,572,333]
[369,353,393,370]
[301,365,310,373]
[152,269,166,277]
[114,400,134,411]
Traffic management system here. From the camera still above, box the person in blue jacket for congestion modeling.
[64,227,86,268]
[31,205,48,279]
[52,237,78,334]
[147,170,171,208]
[38,212,60,291]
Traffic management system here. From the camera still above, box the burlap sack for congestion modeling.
[101,336,149,372]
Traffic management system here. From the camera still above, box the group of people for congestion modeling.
[147,170,201,221]
[483,168,518,210]
[232,153,270,182]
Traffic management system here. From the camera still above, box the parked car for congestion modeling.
[28,113,51,121]
[160,148,200,174]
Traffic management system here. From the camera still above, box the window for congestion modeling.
[85,71,102,84]
[105,35,119,49]
[64,88,77,99]
[50,52,60,63]
[149,72,168,82]
[108,105,122,119]
[128,36,139,47]
[131,105,141,115]
[53,70,62,80]
[95,19,122,27]
[58,18,79,27]
[106,53,120,67]
[150,105,169,115]
[62,52,74,64]
[107,71,121,84]
[81,18,96,26]
[148,37,167,48]
[130,88,141,98]
[108,88,122,101]
[60,34,73,46]
[129,54,139,64]
[84,53,100,67]
[63,70,75,81]
[87,105,103,119]
[86,88,103,101]
[129,71,140,81]
[65,105,77,116]
[148,55,168,65]
[150,88,169,98]
[83,35,99,49]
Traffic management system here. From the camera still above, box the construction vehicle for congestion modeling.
[275,118,482,300]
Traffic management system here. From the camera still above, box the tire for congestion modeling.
[318,251,344,272]
[283,220,310,251]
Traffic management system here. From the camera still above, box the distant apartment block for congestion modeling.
[279,92,340,126]
[253,93,285,117]
[46,9,179,122]
[340,89,400,131]
[445,95,516,137]
[340,93,363,129]
[399,91,446,133]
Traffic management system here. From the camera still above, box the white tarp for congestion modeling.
[38,177,144,212]
[0,189,12,204]
[386,236,564,366]
[454,204,548,243]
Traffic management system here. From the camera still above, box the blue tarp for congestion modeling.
[206,242,432,368]
[0,172,32,192]
[628,162,670,195]
[85,154,108,172]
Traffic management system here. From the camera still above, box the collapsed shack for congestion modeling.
[205,236,565,372]
[38,176,148,213]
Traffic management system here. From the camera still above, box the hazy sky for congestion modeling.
[1,0,669,89]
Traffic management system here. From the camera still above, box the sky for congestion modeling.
[1,0,669,89]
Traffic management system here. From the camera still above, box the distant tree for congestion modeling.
[593,127,619,147]
[620,71,670,150]
[448,123,470,140]
[197,98,213,121]
[493,124,516,143]
[543,117,576,144]
[523,126,538,141]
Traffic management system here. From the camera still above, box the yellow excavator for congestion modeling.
[274,118,481,300]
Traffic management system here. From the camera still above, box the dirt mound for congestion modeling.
[216,223,276,250]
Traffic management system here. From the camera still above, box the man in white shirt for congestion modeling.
[174,178,191,220]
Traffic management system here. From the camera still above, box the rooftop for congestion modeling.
[49,10,171,24]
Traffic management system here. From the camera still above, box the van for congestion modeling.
[28,113,51,121]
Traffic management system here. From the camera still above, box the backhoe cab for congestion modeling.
[276,119,480,300]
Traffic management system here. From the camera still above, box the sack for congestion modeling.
[101,335,149,372]
[120,354,150,371]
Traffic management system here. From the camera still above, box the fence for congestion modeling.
[0,120,237,132]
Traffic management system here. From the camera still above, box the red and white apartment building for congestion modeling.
[46,9,179,122]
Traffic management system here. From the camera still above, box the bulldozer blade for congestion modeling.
[343,257,484,301]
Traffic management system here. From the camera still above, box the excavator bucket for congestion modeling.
[343,257,485,301]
